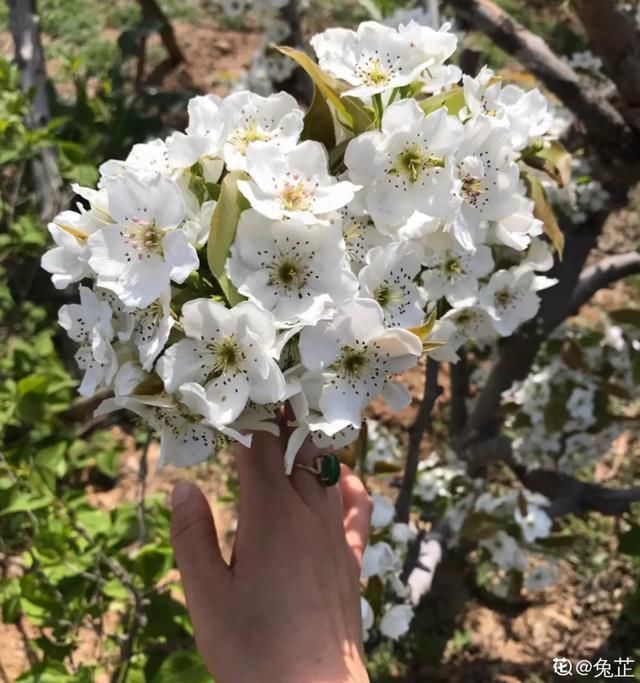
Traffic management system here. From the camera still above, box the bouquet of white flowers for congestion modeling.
[42,19,566,475]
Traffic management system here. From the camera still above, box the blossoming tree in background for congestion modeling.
[41,0,640,649]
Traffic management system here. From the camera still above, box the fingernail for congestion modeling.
[171,481,192,508]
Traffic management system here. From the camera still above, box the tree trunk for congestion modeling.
[8,0,63,221]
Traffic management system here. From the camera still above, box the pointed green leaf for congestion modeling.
[341,95,374,134]
[422,340,446,353]
[276,46,374,134]
[207,171,249,306]
[302,85,336,150]
[419,87,465,116]
[276,46,352,126]
[523,172,565,258]
[409,308,438,341]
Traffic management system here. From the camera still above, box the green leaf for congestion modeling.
[132,544,174,586]
[76,508,111,538]
[17,374,50,396]
[275,46,353,128]
[409,308,437,342]
[609,309,640,328]
[102,578,129,601]
[2,594,21,624]
[522,140,572,188]
[523,172,565,258]
[419,87,465,116]
[302,86,336,150]
[0,490,54,515]
[206,170,249,307]
[95,446,120,478]
[151,651,212,683]
[276,45,373,134]
[341,96,374,134]
[16,662,75,683]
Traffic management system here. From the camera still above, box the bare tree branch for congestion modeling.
[572,0,640,131]
[395,358,441,523]
[448,0,634,152]
[570,250,640,313]
[136,433,152,545]
[449,347,469,437]
[513,465,640,518]
[136,0,185,66]
[460,435,640,517]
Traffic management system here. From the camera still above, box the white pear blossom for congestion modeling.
[391,522,416,545]
[480,531,526,571]
[379,604,414,640]
[514,503,552,543]
[422,63,463,95]
[88,172,197,309]
[167,95,225,180]
[489,196,543,251]
[361,541,401,578]
[181,198,217,248]
[371,494,395,528]
[310,22,433,98]
[397,20,458,70]
[520,237,554,273]
[421,232,494,307]
[157,299,286,426]
[451,118,521,247]
[357,241,426,327]
[238,140,358,224]
[566,386,595,425]
[119,290,174,370]
[58,286,117,396]
[525,562,560,592]
[462,67,552,150]
[99,139,173,186]
[41,208,102,289]
[96,392,248,468]
[428,306,496,362]
[332,203,390,268]
[345,100,462,227]
[479,267,554,336]
[298,298,422,430]
[221,90,304,171]
[361,598,374,641]
[226,209,357,326]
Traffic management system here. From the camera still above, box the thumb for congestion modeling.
[170,481,230,613]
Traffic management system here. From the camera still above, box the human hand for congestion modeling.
[169,432,373,683]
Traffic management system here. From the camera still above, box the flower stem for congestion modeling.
[373,93,384,129]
